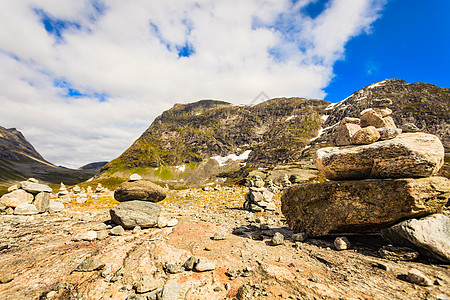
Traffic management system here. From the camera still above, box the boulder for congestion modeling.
[114,180,166,202]
[14,203,39,215]
[373,107,392,117]
[0,189,33,207]
[381,214,450,263]
[360,109,395,128]
[350,126,380,145]
[129,174,142,181]
[377,127,402,140]
[48,201,65,213]
[19,181,52,194]
[33,192,50,213]
[372,98,392,107]
[281,177,449,237]
[110,200,161,229]
[333,123,361,146]
[314,133,444,180]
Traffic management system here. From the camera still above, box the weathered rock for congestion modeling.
[194,258,216,272]
[378,245,419,261]
[74,257,105,272]
[360,109,395,128]
[163,262,184,274]
[7,185,18,192]
[96,230,109,240]
[401,123,420,132]
[82,231,98,241]
[314,133,445,180]
[114,180,166,202]
[333,123,361,146]
[19,181,52,194]
[134,275,165,294]
[292,232,308,242]
[160,283,180,300]
[350,126,380,145]
[373,107,392,117]
[381,214,450,262]
[341,117,360,125]
[281,177,449,236]
[377,127,402,140]
[110,200,161,229]
[33,192,50,213]
[14,203,39,215]
[271,232,284,246]
[48,201,64,213]
[334,237,350,250]
[372,98,392,107]
[213,231,228,240]
[183,256,198,271]
[406,269,433,286]
[0,189,33,208]
[129,174,142,181]
[110,225,125,236]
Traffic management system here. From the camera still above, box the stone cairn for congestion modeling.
[109,174,176,229]
[281,98,450,262]
[0,178,64,215]
[243,175,276,212]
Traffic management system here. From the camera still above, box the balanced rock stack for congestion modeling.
[281,98,450,261]
[110,174,167,229]
[0,178,64,214]
[243,176,276,212]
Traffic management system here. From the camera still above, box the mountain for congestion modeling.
[0,126,96,194]
[98,79,449,186]
[79,161,108,171]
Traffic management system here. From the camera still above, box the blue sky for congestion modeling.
[0,0,448,167]
[325,0,450,101]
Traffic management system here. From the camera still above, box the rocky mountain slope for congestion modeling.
[0,126,96,194]
[98,79,449,186]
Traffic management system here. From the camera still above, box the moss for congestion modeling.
[154,166,174,180]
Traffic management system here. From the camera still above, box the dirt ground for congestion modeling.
[0,187,448,300]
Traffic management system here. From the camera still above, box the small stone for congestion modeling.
[33,192,50,213]
[132,226,142,234]
[250,204,264,212]
[160,283,180,300]
[372,98,392,107]
[350,126,380,145]
[166,218,178,227]
[48,201,64,213]
[271,232,284,246]
[1,189,34,208]
[82,231,98,241]
[19,181,52,194]
[129,174,142,181]
[377,127,402,140]
[46,291,57,298]
[183,256,198,271]
[134,275,165,294]
[254,180,265,188]
[213,231,227,240]
[334,237,350,250]
[94,223,108,231]
[373,262,389,271]
[373,107,392,117]
[378,245,419,261]
[264,202,276,211]
[406,268,433,286]
[214,286,223,292]
[249,231,263,240]
[96,230,109,240]
[7,185,18,192]
[260,224,270,230]
[157,217,169,228]
[101,264,113,278]
[13,203,38,215]
[194,258,216,272]
[401,123,420,132]
[341,117,360,125]
[333,122,362,146]
[0,274,15,283]
[74,257,105,272]
[110,225,125,236]
[292,232,308,242]
[164,262,184,274]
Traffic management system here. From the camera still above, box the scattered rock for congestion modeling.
[33,192,50,213]
[96,230,109,240]
[183,256,198,271]
[110,225,125,236]
[110,200,161,229]
[132,226,142,234]
[73,257,105,272]
[166,218,178,227]
[14,203,39,215]
[0,189,34,208]
[271,232,284,246]
[334,237,350,250]
[292,232,308,242]
[401,123,420,132]
[377,127,402,140]
[82,231,98,241]
[194,258,216,272]
[94,223,108,231]
[114,180,166,202]
[129,174,142,181]
[160,283,180,300]
[381,214,450,262]
[134,275,165,294]
[213,230,227,240]
[378,245,419,261]
[164,262,184,274]
[48,200,64,213]
[372,98,392,107]
[406,268,433,286]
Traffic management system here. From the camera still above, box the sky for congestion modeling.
[0,0,448,168]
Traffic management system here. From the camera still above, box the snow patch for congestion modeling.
[367,80,387,89]
[321,115,329,122]
[310,122,339,142]
[211,150,252,167]
[285,115,296,121]
[355,96,367,101]
[176,165,186,172]
[325,94,352,111]
[360,108,374,115]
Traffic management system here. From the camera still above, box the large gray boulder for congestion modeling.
[0,189,33,207]
[314,133,444,180]
[110,200,161,229]
[114,180,166,202]
[281,177,449,237]
[381,214,450,263]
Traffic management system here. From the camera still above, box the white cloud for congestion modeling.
[0,0,385,168]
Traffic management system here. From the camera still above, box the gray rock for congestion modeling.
[74,257,105,272]
[381,214,450,262]
[377,127,402,140]
[378,245,419,261]
[248,191,263,203]
[314,133,445,180]
[334,237,350,250]
[96,230,109,240]
[48,201,64,213]
[110,225,125,236]
[19,181,52,194]
[292,232,308,242]
[183,256,198,271]
[82,231,98,241]
[164,262,184,274]
[281,177,449,237]
[129,174,142,181]
[194,258,216,272]
[14,203,38,215]
[333,122,361,146]
[160,283,180,300]
[372,98,392,107]
[114,180,166,202]
[401,123,420,132]
[213,231,227,240]
[33,192,50,213]
[134,275,165,293]
[271,232,284,246]
[110,200,161,229]
[0,189,34,208]
[406,268,433,286]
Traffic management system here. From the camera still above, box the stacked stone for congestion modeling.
[0,178,65,215]
[243,176,276,212]
[58,182,70,203]
[110,174,167,229]
[281,98,450,262]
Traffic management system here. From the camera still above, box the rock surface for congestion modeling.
[281,177,449,236]
[314,133,445,180]
[110,200,161,229]
[114,180,166,202]
[0,189,33,208]
[18,181,52,194]
[381,214,450,263]
[13,203,39,215]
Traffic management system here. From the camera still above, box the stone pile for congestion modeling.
[243,176,276,212]
[281,98,449,262]
[0,178,65,215]
[110,174,172,229]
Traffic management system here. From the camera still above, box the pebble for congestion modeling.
[194,258,216,272]
[213,230,227,240]
[110,225,125,236]
[160,283,180,300]
[334,237,350,250]
[292,232,308,242]
[164,262,184,274]
[183,256,198,271]
[96,230,109,240]
[94,223,107,231]
[271,232,284,246]
[406,268,433,286]
[0,274,15,283]
[82,231,98,241]
[132,226,142,234]
[134,275,165,294]
[74,257,105,272]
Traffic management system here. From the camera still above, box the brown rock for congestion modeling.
[114,180,166,202]
[280,177,449,237]
[378,245,419,261]
[314,133,444,180]
[373,107,392,117]
[372,98,393,107]
[33,192,50,213]
[350,126,380,145]
[333,123,361,146]
[0,189,33,208]
[110,200,161,229]
[341,117,360,125]
[360,109,396,128]
[377,127,402,140]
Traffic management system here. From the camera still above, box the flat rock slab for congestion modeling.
[114,180,166,202]
[381,214,450,263]
[110,200,161,229]
[281,177,449,237]
[314,133,444,180]
[19,181,52,194]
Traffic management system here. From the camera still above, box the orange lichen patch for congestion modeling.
[66,196,119,211]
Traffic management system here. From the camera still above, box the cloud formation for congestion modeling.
[0,0,385,168]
